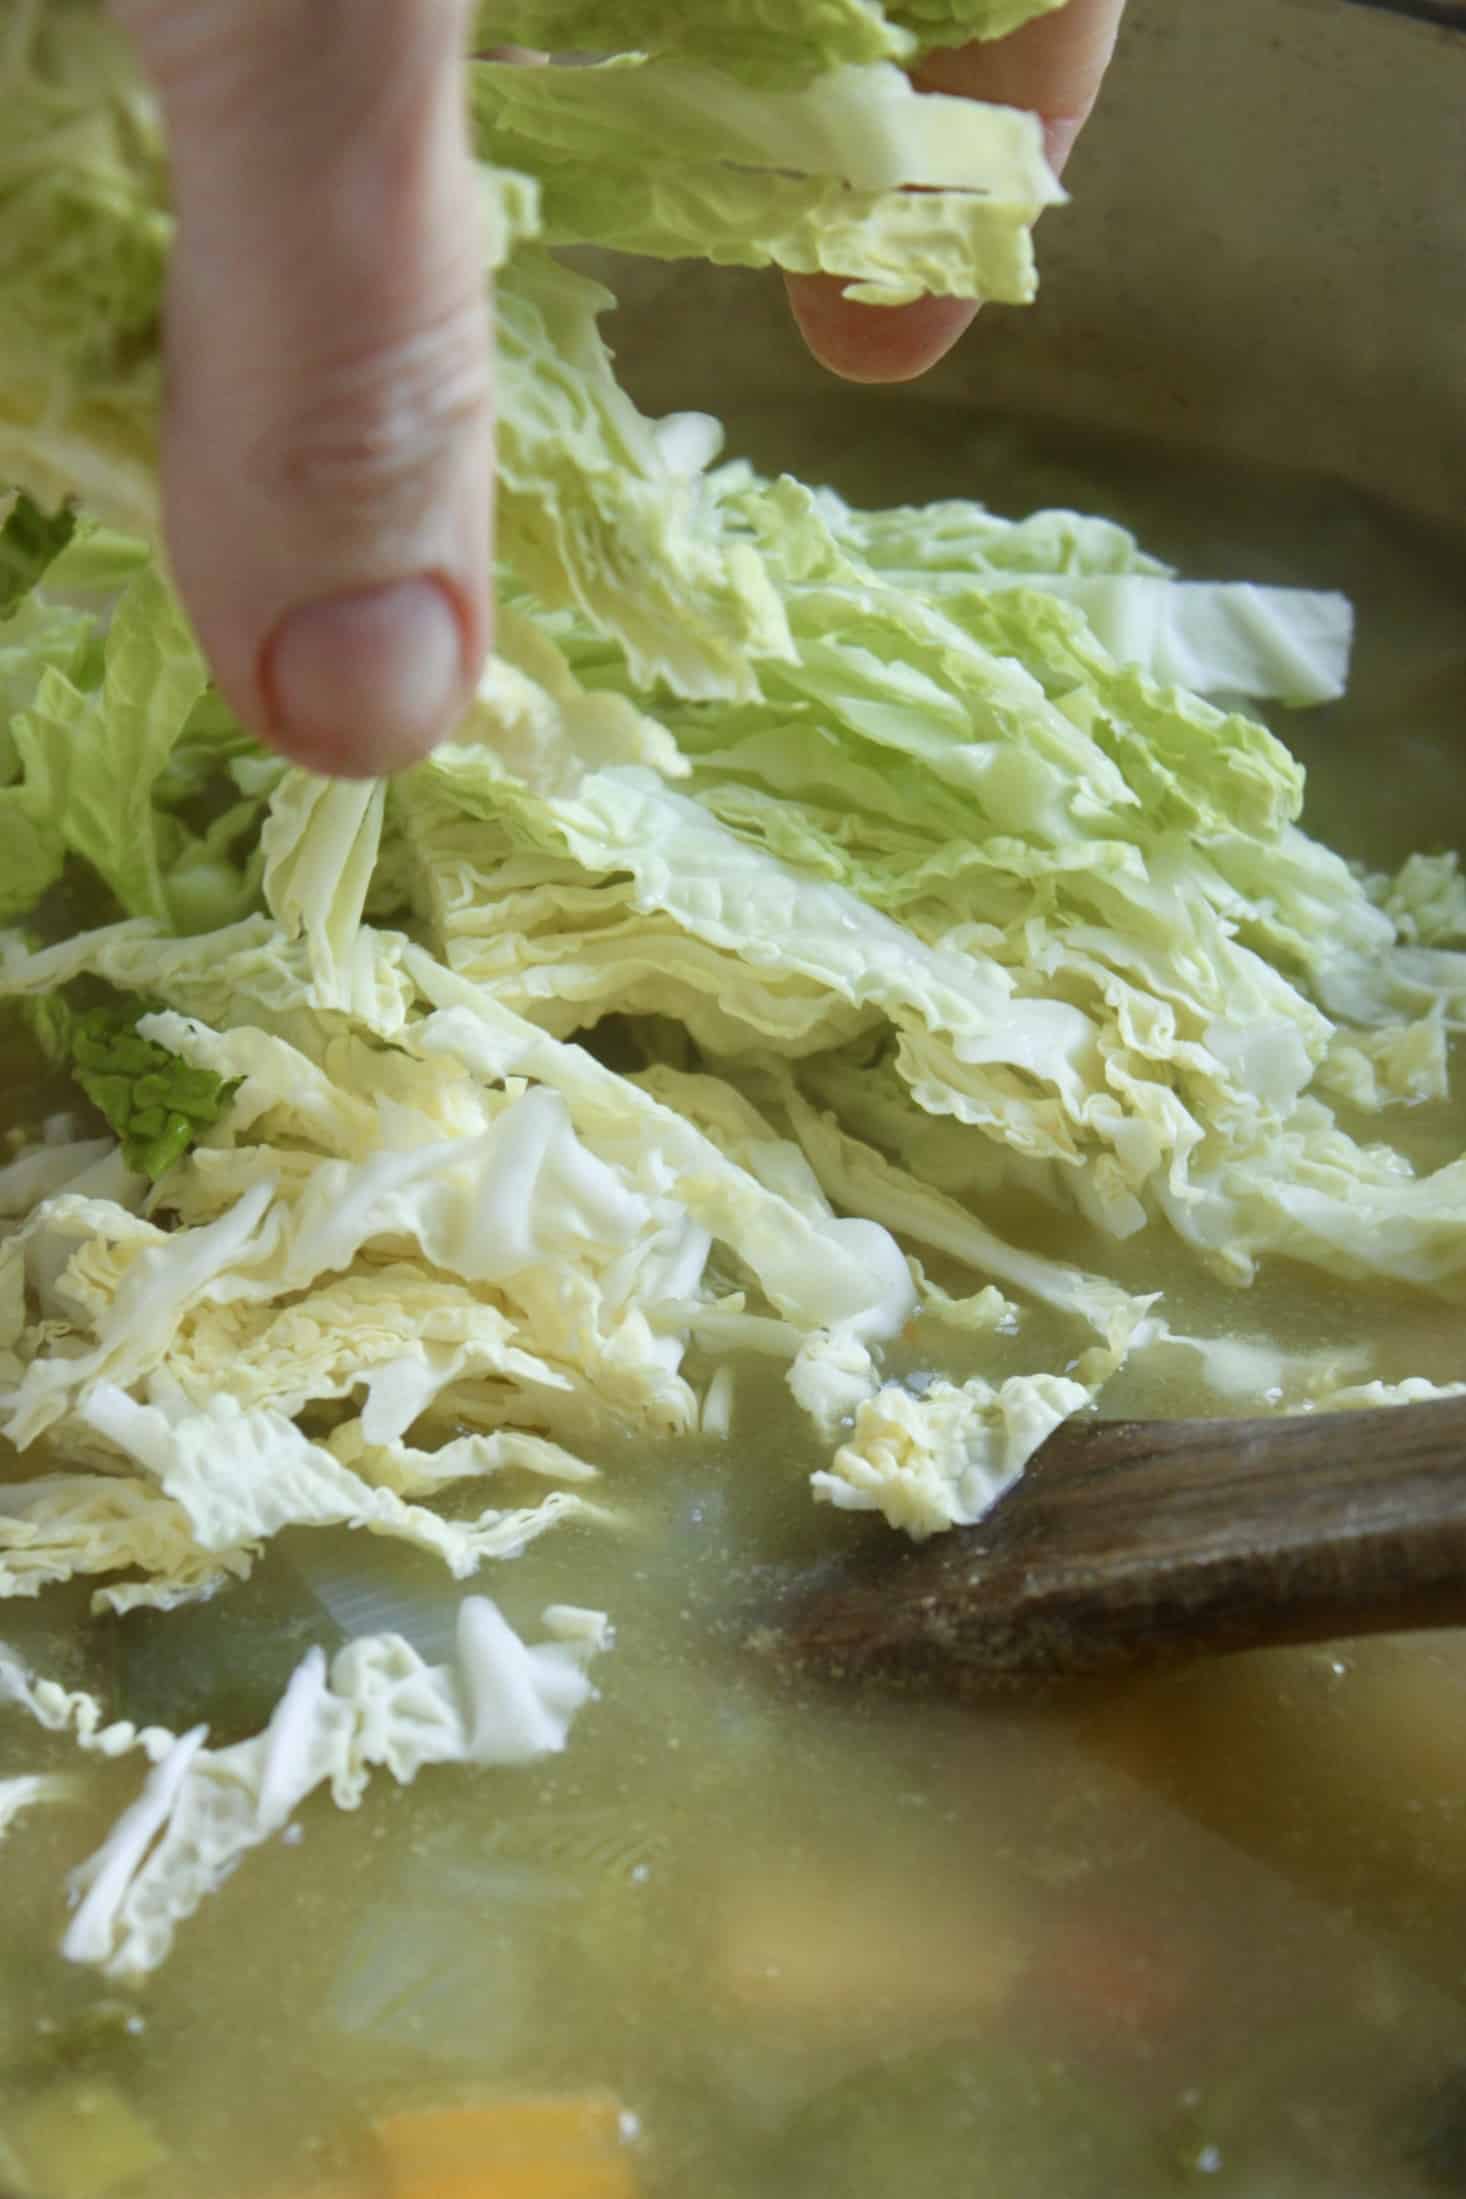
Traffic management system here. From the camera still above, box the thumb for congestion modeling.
[787,0,1127,385]
[110,0,492,776]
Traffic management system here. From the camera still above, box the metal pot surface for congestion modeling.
[603,0,1465,529]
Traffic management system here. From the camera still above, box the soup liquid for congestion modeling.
[3,413,1466,2199]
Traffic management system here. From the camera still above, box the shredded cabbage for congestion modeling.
[0,0,1460,1979]
[48,1599,609,1980]
[0,1771,75,1841]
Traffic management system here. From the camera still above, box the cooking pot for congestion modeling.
[603,0,1465,533]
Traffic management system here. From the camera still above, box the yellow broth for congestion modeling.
[2,417,1466,2199]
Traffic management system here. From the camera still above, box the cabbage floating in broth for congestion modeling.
[0,0,1463,1992]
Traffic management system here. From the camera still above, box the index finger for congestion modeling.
[787,0,1128,384]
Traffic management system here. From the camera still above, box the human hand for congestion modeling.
[108,0,493,778]
[109,3,1119,779]
[787,0,1127,382]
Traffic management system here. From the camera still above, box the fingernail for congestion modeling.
[263,576,469,776]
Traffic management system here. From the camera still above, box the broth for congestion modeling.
[3,414,1466,2199]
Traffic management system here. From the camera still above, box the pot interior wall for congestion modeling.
[601,0,1466,529]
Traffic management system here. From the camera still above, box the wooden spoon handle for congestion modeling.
[784,1397,1466,1692]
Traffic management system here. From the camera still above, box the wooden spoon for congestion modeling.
[777,1397,1466,1695]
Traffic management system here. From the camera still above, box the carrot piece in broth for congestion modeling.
[373,2094,638,2199]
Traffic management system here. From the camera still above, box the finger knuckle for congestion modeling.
[110,0,284,107]
[255,298,493,525]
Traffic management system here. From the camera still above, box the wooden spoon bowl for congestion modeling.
[777,1398,1466,1697]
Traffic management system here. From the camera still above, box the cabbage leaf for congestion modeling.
[470,0,1065,81]
[0,491,79,621]
[6,1599,609,1979]
[30,989,241,1180]
[471,56,1059,304]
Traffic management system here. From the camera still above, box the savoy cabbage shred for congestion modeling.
[0,0,1462,1976]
